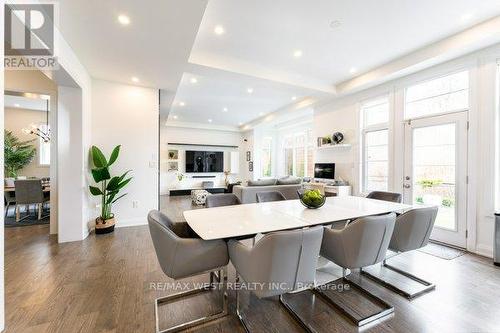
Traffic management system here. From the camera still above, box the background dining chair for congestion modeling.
[206,193,241,208]
[14,179,49,222]
[256,191,286,203]
[228,226,323,332]
[366,191,402,203]
[317,213,396,326]
[362,207,438,299]
[148,210,229,333]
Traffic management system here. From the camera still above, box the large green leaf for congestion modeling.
[111,193,127,204]
[89,186,103,196]
[115,177,132,190]
[108,145,121,166]
[91,167,111,183]
[91,146,107,168]
[106,176,121,191]
[106,190,118,204]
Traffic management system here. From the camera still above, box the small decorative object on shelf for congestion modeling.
[89,145,132,234]
[298,189,326,209]
[332,132,344,144]
[168,149,178,160]
[223,170,230,186]
[317,135,332,147]
[176,172,185,182]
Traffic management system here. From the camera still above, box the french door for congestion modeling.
[403,112,468,248]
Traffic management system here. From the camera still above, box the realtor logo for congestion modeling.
[4,2,58,69]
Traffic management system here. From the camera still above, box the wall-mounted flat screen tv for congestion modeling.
[185,151,224,173]
[314,163,335,180]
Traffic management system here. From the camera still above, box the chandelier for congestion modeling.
[22,96,50,142]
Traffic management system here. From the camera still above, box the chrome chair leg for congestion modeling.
[314,268,394,327]
[235,274,251,333]
[154,267,228,333]
[361,257,435,300]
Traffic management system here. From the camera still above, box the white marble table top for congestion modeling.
[183,195,413,240]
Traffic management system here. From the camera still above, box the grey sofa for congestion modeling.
[232,183,302,203]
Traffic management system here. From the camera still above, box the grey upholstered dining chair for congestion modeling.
[317,213,396,327]
[148,210,229,333]
[366,191,402,203]
[206,193,241,208]
[362,207,438,299]
[4,189,16,218]
[255,191,286,203]
[14,179,49,222]
[228,226,323,332]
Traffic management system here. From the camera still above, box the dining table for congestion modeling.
[184,195,413,240]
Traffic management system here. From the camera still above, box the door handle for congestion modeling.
[403,184,411,189]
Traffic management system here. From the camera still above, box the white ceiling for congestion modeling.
[57,0,208,91]
[56,0,500,129]
[5,95,48,112]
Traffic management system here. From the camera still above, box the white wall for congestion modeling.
[160,126,243,193]
[314,43,500,257]
[91,79,159,227]
[4,107,50,178]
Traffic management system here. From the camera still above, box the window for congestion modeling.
[361,96,389,192]
[281,130,314,177]
[405,71,469,119]
[39,124,50,166]
[261,137,272,177]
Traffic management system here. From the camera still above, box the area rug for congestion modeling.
[4,207,50,227]
[418,242,466,260]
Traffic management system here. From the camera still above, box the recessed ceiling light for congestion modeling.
[214,25,225,35]
[208,119,213,123]
[349,67,357,74]
[117,14,130,26]
[173,115,178,119]
[238,122,243,126]
[223,107,228,112]
[461,13,474,21]
[14,103,20,107]
[131,76,139,83]
[259,112,264,116]
[291,96,297,101]
[190,77,198,84]
[179,101,185,106]
[329,20,342,29]
[247,88,253,94]
[293,50,303,58]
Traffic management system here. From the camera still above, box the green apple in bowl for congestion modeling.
[299,189,326,209]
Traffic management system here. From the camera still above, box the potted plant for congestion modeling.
[4,130,36,179]
[89,145,132,234]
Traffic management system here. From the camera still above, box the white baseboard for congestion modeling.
[115,217,148,228]
[474,244,493,258]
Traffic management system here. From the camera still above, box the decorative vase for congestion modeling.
[95,216,115,234]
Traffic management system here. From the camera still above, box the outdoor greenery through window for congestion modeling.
[361,96,389,192]
[405,70,469,119]
[261,136,272,177]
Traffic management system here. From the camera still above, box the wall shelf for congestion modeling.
[316,143,352,150]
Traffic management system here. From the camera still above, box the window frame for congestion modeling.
[38,123,50,167]
[360,95,390,194]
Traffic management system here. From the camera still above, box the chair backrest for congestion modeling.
[256,191,286,203]
[366,191,402,203]
[231,226,323,298]
[206,193,241,208]
[14,179,44,204]
[389,207,438,252]
[321,213,396,269]
[148,210,228,280]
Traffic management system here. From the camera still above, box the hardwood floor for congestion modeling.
[3,196,500,332]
